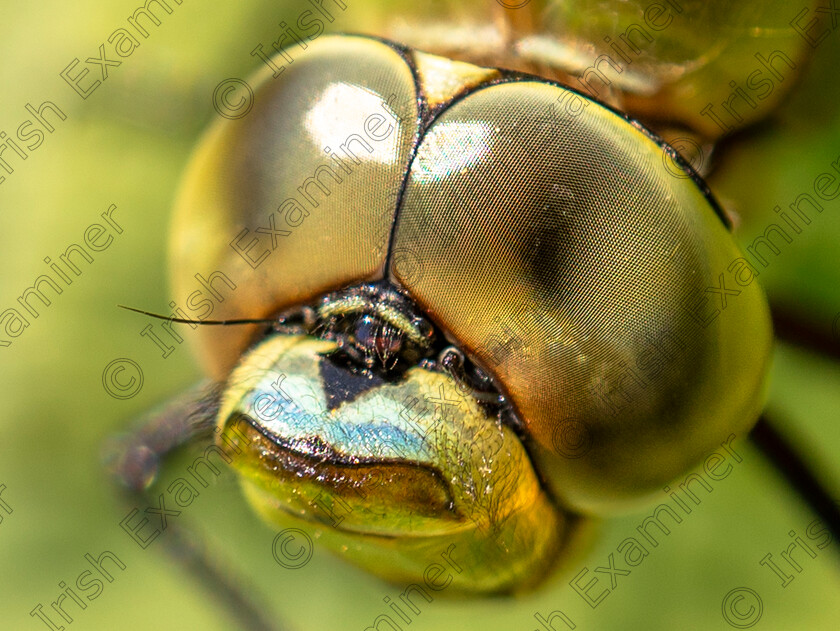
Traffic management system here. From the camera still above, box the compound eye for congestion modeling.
[169,36,420,379]
[389,80,772,513]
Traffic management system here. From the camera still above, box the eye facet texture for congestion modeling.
[175,35,772,514]
[171,37,420,377]
[389,82,771,512]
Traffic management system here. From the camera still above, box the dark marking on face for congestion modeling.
[319,354,387,411]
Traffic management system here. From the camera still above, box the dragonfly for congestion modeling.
[108,1,840,629]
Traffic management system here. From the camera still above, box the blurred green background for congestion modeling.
[1,1,839,630]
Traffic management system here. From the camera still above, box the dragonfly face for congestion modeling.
[104,4,840,629]
[166,33,772,591]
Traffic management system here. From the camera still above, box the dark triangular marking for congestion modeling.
[319,355,387,411]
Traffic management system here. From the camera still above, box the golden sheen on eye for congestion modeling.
[167,34,772,591]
